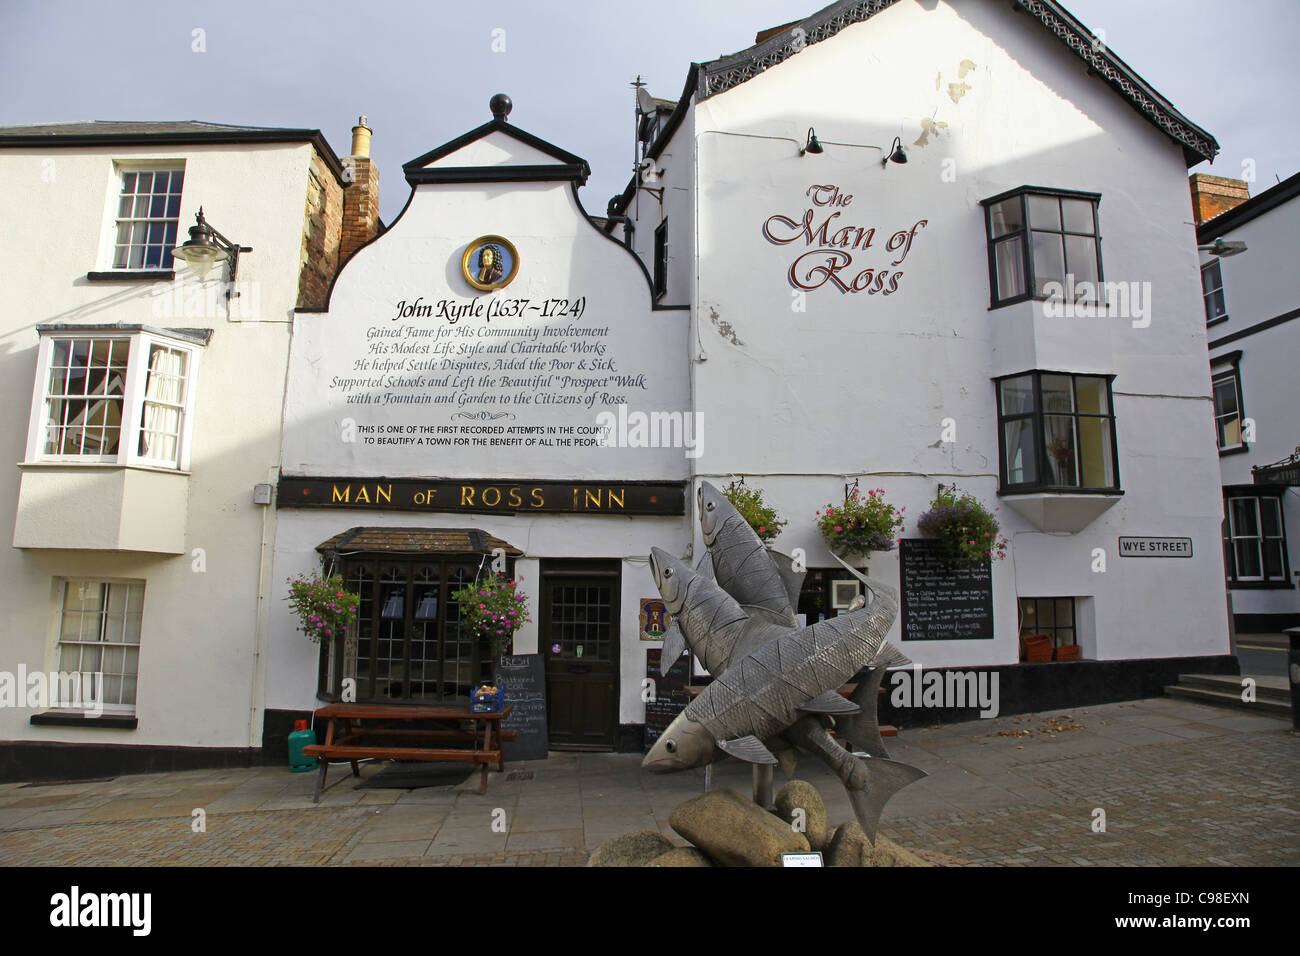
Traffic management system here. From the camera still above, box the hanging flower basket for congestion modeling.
[916,487,1008,568]
[286,573,360,645]
[815,487,904,567]
[722,481,787,545]
[450,572,532,657]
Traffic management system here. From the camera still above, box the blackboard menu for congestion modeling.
[899,539,994,641]
[644,649,693,751]
[492,654,548,761]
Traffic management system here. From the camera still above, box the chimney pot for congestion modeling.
[350,117,373,159]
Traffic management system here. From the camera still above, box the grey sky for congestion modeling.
[3,0,1297,222]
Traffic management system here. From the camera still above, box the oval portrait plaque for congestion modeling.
[461,235,520,292]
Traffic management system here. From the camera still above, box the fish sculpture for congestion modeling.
[658,481,803,674]
[643,546,926,841]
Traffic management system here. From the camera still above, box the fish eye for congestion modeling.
[663,568,674,578]
[705,502,715,512]
[665,740,677,753]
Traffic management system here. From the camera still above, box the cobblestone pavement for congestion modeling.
[0,696,1294,867]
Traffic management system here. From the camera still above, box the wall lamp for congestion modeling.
[800,127,824,155]
[1198,238,1247,257]
[171,207,253,299]
[882,136,908,167]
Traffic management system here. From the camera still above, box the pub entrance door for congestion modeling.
[540,560,620,750]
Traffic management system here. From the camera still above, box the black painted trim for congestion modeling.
[406,164,588,186]
[570,182,690,311]
[0,128,346,183]
[1235,613,1300,633]
[86,270,175,282]
[30,713,138,730]
[0,741,261,784]
[403,118,589,180]
[1207,305,1300,350]
[872,654,1240,729]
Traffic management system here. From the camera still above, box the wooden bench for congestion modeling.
[302,702,514,802]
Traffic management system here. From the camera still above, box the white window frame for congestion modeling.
[1201,259,1228,326]
[25,329,202,471]
[100,161,186,273]
[1210,354,1246,453]
[1224,494,1288,585]
[50,578,145,717]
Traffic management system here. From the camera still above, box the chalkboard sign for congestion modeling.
[644,648,693,751]
[492,654,548,761]
[899,539,994,641]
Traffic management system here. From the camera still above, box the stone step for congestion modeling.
[1178,673,1291,702]
[1163,683,1292,718]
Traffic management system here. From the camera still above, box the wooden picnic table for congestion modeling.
[302,701,514,802]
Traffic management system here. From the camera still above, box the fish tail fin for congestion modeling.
[659,621,687,677]
[872,641,911,670]
[845,756,927,845]
[836,666,890,758]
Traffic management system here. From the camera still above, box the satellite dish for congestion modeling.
[636,87,656,115]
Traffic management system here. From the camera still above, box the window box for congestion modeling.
[981,186,1102,309]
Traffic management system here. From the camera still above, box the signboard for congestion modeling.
[492,654,548,762]
[781,852,824,867]
[277,477,685,515]
[1117,536,1193,558]
[899,539,994,641]
[644,648,692,751]
[640,598,671,641]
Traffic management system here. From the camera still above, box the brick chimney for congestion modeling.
[1189,174,1250,226]
[341,116,380,260]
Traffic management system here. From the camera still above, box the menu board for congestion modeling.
[899,539,994,641]
[492,654,548,761]
[644,648,693,751]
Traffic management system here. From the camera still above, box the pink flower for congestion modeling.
[478,604,486,610]
[834,526,843,532]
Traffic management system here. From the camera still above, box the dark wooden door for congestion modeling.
[540,562,619,750]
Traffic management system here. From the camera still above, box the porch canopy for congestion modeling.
[316,527,523,557]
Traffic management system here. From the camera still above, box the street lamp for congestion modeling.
[1199,237,1247,257]
[171,207,252,298]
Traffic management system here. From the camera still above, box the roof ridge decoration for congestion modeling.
[695,0,1217,166]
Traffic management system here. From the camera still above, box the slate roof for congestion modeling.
[316,527,524,556]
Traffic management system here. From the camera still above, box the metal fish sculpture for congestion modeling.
[643,548,926,841]
[659,481,803,675]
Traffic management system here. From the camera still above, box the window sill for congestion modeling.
[1218,444,1250,458]
[1207,315,1229,328]
[30,712,138,730]
[85,270,175,282]
[17,461,191,477]
[1227,580,1295,590]
[998,490,1123,533]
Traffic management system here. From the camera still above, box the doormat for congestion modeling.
[358,762,474,790]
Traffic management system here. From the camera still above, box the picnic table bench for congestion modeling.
[302,701,514,802]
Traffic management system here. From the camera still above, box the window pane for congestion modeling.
[989,197,1024,238]
[1000,375,1036,415]
[1064,235,1099,292]
[1041,375,1074,413]
[994,236,1026,300]
[1061,199,1095,234]
[1261,498,1282,537]
[1043,415,1078,485]
[1076,377,1109,415]
[1077,415,1115,487]
[1234,541,1261,578]
[1263,541,1284,579]
[1003,420,1038,484]
[1230,499,1258,536]
[1032,232,1066,294]
[1036,600,1055,627]
[1201,260,1222,295]
[1205,289,1227,321]
[1028,195,1061,230]
[1055,598,1074,623]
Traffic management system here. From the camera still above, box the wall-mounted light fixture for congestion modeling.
[1198,237,1247,257]
[882,136,908,167]
[800,127,824,156]
[171,207,253,299]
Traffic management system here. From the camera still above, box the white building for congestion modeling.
[1196,171,1300,631]
[0,121,351,778]
[607,0,1237,725]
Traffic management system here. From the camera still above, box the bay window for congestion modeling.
[996,371,1119,492]
[981,186,1102,307]
[27,326,206,470]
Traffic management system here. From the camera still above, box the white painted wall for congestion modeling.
[1207,190,1300,618]
[0,142,317,749]
[627,0,1229,667]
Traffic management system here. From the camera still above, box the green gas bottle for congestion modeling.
[288,719,317,772]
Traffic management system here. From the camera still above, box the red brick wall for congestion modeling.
[1189,174,1250,226]
[340,157,380,262]
[296,149,343,309]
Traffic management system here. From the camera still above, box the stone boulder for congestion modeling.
[825,822,932,867]
[772,780,829,850]
[647,847,713,867]
[587,829,674,867]
[670,787,810,867]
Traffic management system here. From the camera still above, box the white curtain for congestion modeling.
[140,347,185,461]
